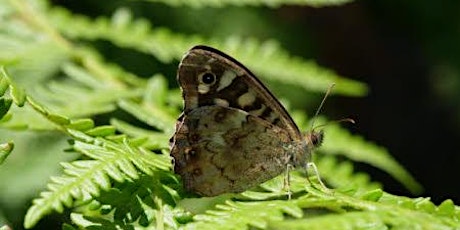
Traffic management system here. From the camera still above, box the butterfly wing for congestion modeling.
[177,46,302,141]
[170,46,310,196]
[172,105,293,196]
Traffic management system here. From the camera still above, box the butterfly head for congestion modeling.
[305,129,324,149]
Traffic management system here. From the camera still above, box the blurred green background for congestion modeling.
[2,0,460,228]
[53,0,460,202]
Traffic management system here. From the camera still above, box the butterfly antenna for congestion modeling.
[310,83,335,132]
[313,118,356,130]
[304,84,356,192]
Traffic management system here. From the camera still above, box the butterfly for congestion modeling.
[169,45,323,196]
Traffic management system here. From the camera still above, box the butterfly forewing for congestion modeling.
[178,46,302,141]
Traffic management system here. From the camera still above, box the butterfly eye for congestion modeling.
[200,72,216,85]
[310,130,324,147]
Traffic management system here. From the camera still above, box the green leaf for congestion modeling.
[0,141,14,164]
[438,199,455,216]
[47,113,70,125]
[359,189,384,202]
[0,98,12,120]
[85,125,116,137]
[65,118,95,131]
[0,67,10,95]
[10,83,26,107]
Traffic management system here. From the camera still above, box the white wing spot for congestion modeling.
[217,70,237,91]
[214,98,230,107]
[237,91,256,108]
[198,84,210,94]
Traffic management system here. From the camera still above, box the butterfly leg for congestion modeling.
[306,162,330,192]
[283,163,294,199]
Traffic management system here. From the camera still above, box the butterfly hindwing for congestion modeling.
[172,105,293,196]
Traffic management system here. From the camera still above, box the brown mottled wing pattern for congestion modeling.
[172,106,293,196]
[170,46,310,196]
[178,46,302,141]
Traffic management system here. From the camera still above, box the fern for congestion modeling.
[320,122,423,194]
[22,107,173,227]
[0,0,459,229]
[48,7,366,96]
[161,186,460,229]
[0,68,15,164]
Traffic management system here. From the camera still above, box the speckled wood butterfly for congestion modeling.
[169,45,323,196]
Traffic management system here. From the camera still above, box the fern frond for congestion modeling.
[47,7,366,96]
[33,63,143,118]
[212,38,368,96]
[184,187,460,230]
[291,111,420,194]
[0,67,56,130]
[0,68,14,123]
[69,176,182,229]
[24,133,172,228]
[4,90,173,228]
[110,118,170,149]
[320,123,423,194]
[269,211,387,230]
[117,99,176,134]
[0,67,26,107]
[184,200,302,229]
